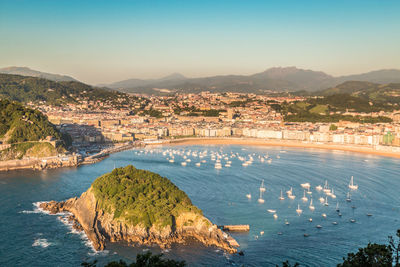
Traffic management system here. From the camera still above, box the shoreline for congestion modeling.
[158,137,400,159]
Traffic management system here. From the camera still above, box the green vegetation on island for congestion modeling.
[92,165,202,229]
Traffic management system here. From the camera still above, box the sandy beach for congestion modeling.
[161,138,400,159]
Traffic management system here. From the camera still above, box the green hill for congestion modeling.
[0,73,125,105]
[0,99,71,147]
[92,165,202,228]
[319,81,400,106]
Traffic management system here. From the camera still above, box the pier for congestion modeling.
[219,224,250,232]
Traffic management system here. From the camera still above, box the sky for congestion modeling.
[0,0,399,84]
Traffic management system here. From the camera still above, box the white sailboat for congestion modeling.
[315,185,323,191]
[323,180,331,194]
[348,176,358,190]
[346,192,352,202]
[336,202,340,212]
[301,182,310,189]
[301,190,308,202]
[324,196,329,206]
[279,189,285,200]
[296,204,303,215]
[309,198,315,211]
[258,190,265,203]
[259,180,266,192]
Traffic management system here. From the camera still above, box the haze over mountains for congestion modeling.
[1,66,400,94]
[101,67,400,94]
[0,67,78,82]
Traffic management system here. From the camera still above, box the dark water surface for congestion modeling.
[1,145,399,266]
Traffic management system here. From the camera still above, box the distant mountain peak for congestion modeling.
[160,73,186,80]
[0,66,78,82]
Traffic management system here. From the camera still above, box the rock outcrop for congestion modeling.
[40,187,237,253]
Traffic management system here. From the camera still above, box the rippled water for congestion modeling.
[1,145,400,266]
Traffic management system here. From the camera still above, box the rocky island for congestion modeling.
[40,165,238,253]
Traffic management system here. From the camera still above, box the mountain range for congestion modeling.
[1,66,400,94]
[101,67,400,94]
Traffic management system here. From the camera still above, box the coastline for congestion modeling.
[159,137,400,159]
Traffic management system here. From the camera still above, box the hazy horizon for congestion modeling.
[1,0,399,84]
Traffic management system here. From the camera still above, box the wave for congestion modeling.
[32,238,52,248]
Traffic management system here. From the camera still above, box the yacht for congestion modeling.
[315,185,323,191]
[288,194,296,200]
[181,162,187,166]
[195,162,201,167]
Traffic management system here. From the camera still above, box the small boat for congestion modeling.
[324,197,329,206]
[215,163,222,169]
[301,190,308,202]
[304,234,310,237]
[367,213,373,217]
[246,194,251,199]
[301,183,311,189]
[273,214,278,219]
[242,162,249,167]
[278,190,285,200]
[316,225,322,229]
[322,213,327,218]
[181,162,187,166]
[169,159,174,163]
[348,176,358,190]
[309,198,315,211]
[315,185,323,191]
[277,232,283,235]
[288,194,296,200]
[296,204,303,215]
[336,202,340,212]
[267,209,276,213]
[331,188,336,199]
[309,218,313,222]
[260,231,264,235]
[285,220,290,225]
[332,222,338,225]
[307,190,312,195]
[350,219,356,223]
[319,197,325,203]
[225,164,231,167]
[195,162,201,167]
[259,180,266,192]
[346,192,352,202]
[338,213,342,217]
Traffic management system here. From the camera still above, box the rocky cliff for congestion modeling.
[40,166,237,253]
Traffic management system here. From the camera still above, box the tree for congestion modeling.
[82,252,186,267]
[330,124,338,131]
[389,229,400,266]
[337,243,393,267]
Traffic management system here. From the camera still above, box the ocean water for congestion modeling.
[0,145,399,267]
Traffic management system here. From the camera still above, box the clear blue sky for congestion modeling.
[0,0,399,84]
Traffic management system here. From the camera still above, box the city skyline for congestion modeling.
[1,0,400,84]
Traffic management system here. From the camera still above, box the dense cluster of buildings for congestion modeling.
[32,92,400,149]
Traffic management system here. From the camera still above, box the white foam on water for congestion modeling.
[32,238,52,248]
